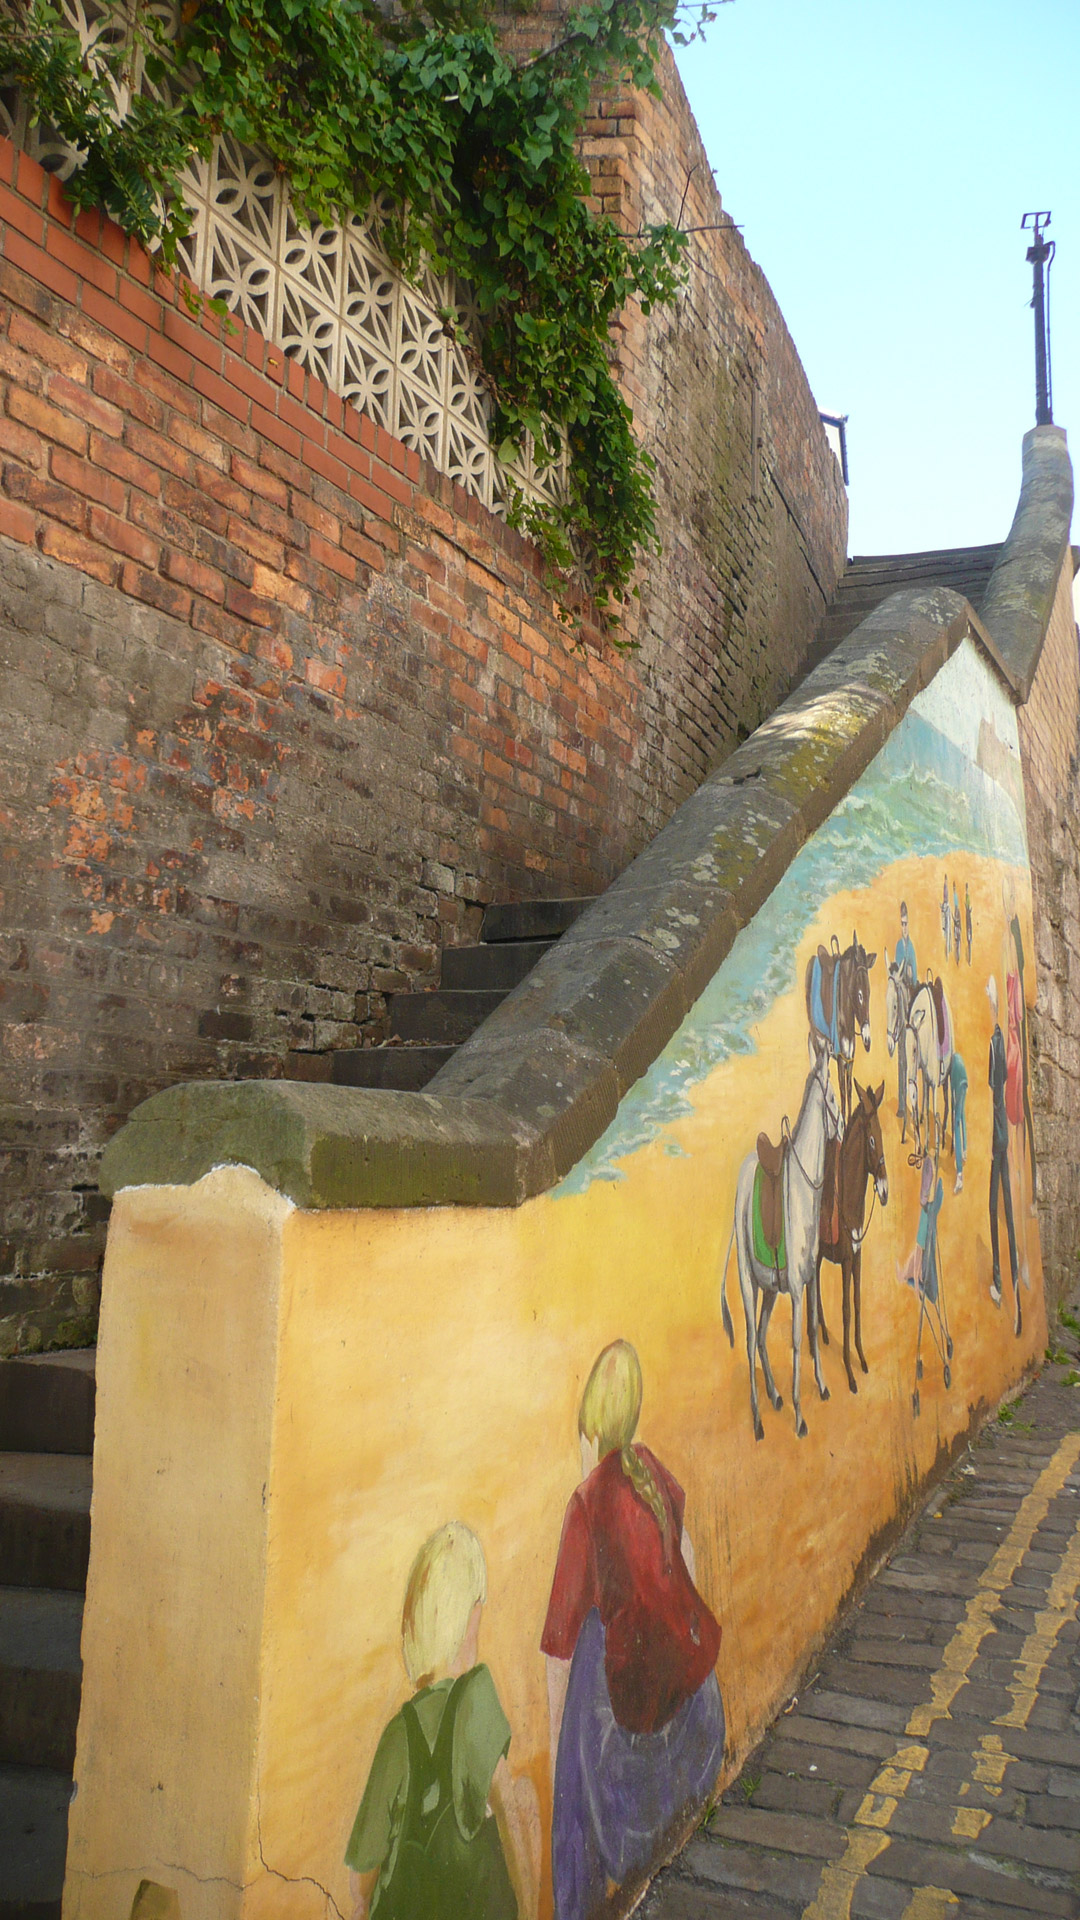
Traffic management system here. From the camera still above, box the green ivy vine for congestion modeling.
[0,0,718,621]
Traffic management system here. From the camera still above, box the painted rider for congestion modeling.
[987,975,1020,1326]
[949,1051,968,1195]
[894,902,917,1118]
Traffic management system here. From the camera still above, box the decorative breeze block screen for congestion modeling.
[1,0,565,517]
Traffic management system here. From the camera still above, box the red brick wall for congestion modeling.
[0,109,846,1351]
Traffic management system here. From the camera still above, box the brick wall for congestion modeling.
[586,44,845,762]
[0,96,846,1351]
[1018,551,1080,1316]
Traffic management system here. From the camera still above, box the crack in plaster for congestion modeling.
[256,1788,346,1919]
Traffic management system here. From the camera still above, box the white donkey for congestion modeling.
[907,976,954,1158]
[720,1051,842,1440]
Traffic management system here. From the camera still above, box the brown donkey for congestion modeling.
[813,1080,889,1395]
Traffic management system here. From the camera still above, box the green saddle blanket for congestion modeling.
[752,1163,786,1272]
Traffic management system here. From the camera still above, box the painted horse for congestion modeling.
[720,1051,842,1439]
[805,932,876,1125]
[815,1079,889,1396]
[907,974,954,1158]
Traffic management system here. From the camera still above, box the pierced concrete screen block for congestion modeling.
[5,0,566,519]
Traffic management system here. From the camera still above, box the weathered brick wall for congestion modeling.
[0,103,845,1351]
[1018,550,1080,1316]
[588,42,845,773]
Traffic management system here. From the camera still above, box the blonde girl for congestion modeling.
[541,1341,725,1920]
[346,1523,538,1920]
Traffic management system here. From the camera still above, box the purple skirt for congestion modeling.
[552,1609,725,1920]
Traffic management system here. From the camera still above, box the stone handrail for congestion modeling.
[981,425,1073,701]
[100,430,1073,1212]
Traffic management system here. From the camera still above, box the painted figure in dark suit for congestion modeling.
[987,975,1021,1335]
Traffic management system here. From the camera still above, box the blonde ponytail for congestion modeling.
[579,1340,673,1564]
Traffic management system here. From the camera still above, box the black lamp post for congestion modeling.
[1022,211,1054,427]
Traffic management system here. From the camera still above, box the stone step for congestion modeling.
[480,897,596,943]
[0,1353,95,1457]
[331,1046,456,1092]
[0,1457,92,1593]
[0,1763,69,1918]
[388,989,507,1046]
[0,1588,82,1772]
[440,938,554,991]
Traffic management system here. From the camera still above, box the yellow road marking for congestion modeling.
[971,1732,1009,1793]
[907,1434,1080,1737]
[801,1435,1080,1920]
[996,1514,1080,1726]
[946,1509,1080,1831]
[950,1805,991,1839]
[899,1890,958,1919]
[801,1829,891,1920]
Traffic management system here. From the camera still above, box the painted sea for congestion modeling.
[555,701,1028,1197]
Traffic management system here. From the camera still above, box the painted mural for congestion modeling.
[64,635,1048,1920]
[328,641,1043,1920]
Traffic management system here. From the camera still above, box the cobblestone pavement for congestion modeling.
[645,1333,1080,1920]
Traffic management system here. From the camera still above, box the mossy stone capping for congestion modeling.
[104,419,1074,1212]
[102,583,981,1211]
[981,426,1074,703]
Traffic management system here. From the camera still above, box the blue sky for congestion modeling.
[674,0,1078,560]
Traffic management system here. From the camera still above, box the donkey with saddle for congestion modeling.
[815,1079,889,1396]
[805,932,876,1126]
[720,1052,842,1440]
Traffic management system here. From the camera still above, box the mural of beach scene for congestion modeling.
[313,641,1043,1920]
[65,635,1047,1920]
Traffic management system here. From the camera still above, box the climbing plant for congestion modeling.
[0,0,719,621]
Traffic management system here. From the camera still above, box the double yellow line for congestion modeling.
[802,1433,1080,1920]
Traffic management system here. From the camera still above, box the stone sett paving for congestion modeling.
[645,1328,1080,1920]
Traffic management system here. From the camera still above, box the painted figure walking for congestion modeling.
[346,1523,539,1920]
[987,976,1021,1335]
[543,1342,725,1920]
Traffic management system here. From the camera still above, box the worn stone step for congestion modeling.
[698,1802,845,1861]
[440,938,554,991]
[480,897,596,942]
[388,989,506,1045]
[0,1355,95,1457]
[330,1046,456,1092]
[0,1589,82,1772]
[664,1832,822,1906]
[0,1457,92,1593]
[0,1763,69,1918]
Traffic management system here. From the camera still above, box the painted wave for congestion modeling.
[554,711,1027,1196]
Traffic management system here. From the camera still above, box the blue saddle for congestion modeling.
[810,953,840,1055]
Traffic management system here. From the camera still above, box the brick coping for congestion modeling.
[100,439,1073,1210]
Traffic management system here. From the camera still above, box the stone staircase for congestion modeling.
[331,894,597,1091]
[0,1351,94,1919]
[790,542,1003,691]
